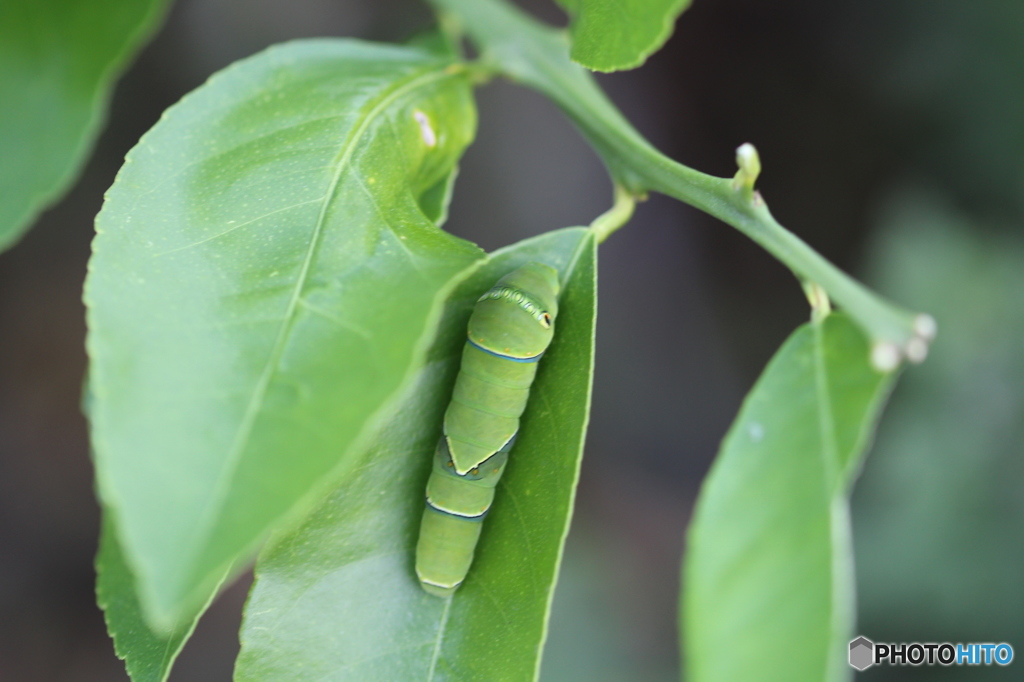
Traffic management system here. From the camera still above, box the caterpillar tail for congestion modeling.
[415,435,512,597]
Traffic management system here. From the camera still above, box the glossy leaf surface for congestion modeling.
[555,0,691,72]
[236,228,597,681]
[683,313,895,682]
[0,0,168,251]
[86,39,485,629]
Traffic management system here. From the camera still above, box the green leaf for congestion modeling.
[96,513,223,682]
[85,39,486,629]
[683,313,895,682]
[236,227,596,681]
[0,0,169,252]
[556,0,692,72]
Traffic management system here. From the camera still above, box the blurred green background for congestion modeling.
[0,0,1020,679]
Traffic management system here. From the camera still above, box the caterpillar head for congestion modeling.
[467,262,560,359]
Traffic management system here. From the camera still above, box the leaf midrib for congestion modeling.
[180,63,459,593]
[812,320,839,498]
[812,317,846,682]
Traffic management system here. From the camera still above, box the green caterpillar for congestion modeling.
[415,262,560,597]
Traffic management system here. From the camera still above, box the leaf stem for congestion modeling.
[428,0,936,369]
[589,184,636,244]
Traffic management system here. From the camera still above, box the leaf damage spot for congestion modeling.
[414,109,437,148]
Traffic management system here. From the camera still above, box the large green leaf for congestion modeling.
[0,0,169,251]
[683,313,895,682]
[555,0,692,72]
[236,227,596,681]
[85,39,486,629]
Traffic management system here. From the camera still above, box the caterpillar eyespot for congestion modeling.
[415,262,560,597]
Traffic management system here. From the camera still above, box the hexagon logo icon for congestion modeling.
[849,636,874,671]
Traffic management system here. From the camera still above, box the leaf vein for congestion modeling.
[498,483,540,585]
[350,171,429,279]
[136,120,349,197]
[426,596,452,681]
[154,197,325,256]
[181,64,457,586]
[296,297,373,339]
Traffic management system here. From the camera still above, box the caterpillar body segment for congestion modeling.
[416,437,512,597]
[415,262,560,597]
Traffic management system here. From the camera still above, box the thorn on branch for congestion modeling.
[871,342,902,373]
[732,143,761,196]
[870,314,938,372]
[914,313,938,342]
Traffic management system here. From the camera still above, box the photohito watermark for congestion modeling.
[849,637,1014,671]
